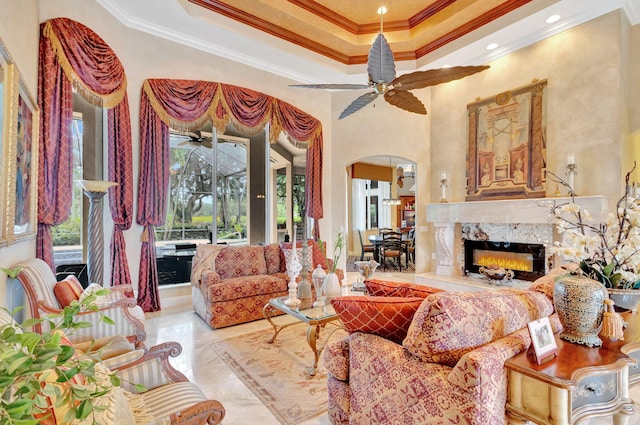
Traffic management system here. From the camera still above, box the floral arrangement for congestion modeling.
[545,167,640,289]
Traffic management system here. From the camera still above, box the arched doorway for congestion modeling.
[346,155,417,270]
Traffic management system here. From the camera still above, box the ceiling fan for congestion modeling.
[290,15,489,119]
[178,130,213,149]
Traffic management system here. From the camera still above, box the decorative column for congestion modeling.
[434,222,455,276]
[80,180,118,286]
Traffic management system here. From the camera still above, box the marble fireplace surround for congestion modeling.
[421,196,609,290]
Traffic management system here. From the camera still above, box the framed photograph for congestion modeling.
[527,316,557,365]
[466,79,547,201]
[6,65,38,243]
[0,39,15,247]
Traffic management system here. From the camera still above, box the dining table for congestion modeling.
[368,233,412,268]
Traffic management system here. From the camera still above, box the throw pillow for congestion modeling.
[53,275,84,307]
[283,247,312,274]
[365,279,444,298]
[331,296,425,344]
[79,283,113,307]
[73,335,135,360]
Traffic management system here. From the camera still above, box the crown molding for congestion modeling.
[624,0,640,24]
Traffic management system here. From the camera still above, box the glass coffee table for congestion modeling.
[263,297,344,376]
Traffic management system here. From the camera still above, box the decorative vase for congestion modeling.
[607,288,640,312]
[322,272,341,304]
[311,265,327,307]
[553,273,607,347]
[353,260,379,291]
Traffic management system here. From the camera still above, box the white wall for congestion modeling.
[431,11,629,204]
[0,0,39,308]
[329,89,432,272]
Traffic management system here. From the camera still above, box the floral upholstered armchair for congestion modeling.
[324,281,557,425]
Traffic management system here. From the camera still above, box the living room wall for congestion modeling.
[0,0,39,307]
[431,10,631,205]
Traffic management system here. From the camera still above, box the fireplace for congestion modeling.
[464,240,546,282]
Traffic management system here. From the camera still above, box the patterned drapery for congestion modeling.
[37,18,133,287]
[137,78,323,311]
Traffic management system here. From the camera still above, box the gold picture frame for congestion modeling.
[466,80,547,201]
[0,38,16,246]
[6,61,38,243]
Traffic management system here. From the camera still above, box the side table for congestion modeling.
[263,296,344,376]
[505,333,634,425]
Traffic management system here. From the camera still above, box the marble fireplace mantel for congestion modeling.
[426,196,609,225]
[426,196,609,277]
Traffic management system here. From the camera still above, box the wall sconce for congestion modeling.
[440,171,448,203]
[566,153,577,195]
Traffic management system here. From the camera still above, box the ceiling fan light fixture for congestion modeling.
[289,7,489,119]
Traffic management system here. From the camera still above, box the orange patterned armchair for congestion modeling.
[324,286,557,425]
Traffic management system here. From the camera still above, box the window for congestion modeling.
[51,112,84,263]
[352,179,390,231]
[155,131,250,247]
[52,93,104,269]
[155,133,214,246]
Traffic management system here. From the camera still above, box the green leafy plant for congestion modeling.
[330,232,345,274]
[0,292,143,424]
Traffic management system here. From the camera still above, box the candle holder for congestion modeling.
[440,177,448,203]
[566,163,577,196]
[285,224,302,307]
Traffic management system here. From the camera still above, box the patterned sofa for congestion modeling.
[324,286,558,425]
[191,241,342,329]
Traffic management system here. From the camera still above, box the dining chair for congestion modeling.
[381,231,405,271]
[407,228,416,265]
[357,229,375,261]
[378,228,393,236]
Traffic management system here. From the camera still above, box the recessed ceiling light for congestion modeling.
[486,43,498,51]
[377,6,387,15]
[546,15,560,24]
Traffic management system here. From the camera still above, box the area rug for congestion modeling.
[210,323,347,425]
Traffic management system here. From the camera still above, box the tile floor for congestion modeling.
[144,271,640,425]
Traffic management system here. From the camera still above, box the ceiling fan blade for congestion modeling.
[339,92,378,120]
[384,90,427,115]
[289,84,370,90]
[391,65,490,91]
[368,33,396,84]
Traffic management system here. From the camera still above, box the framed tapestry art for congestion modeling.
[0,39,16,246]
[466,80,547,201]
[7,65,38,243]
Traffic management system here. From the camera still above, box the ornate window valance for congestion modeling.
[38,18,133,287]
[137,78,324,312]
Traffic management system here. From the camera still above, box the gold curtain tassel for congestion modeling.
[600,299,625,340]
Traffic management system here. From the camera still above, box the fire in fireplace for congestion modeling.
[464,240,546,281]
